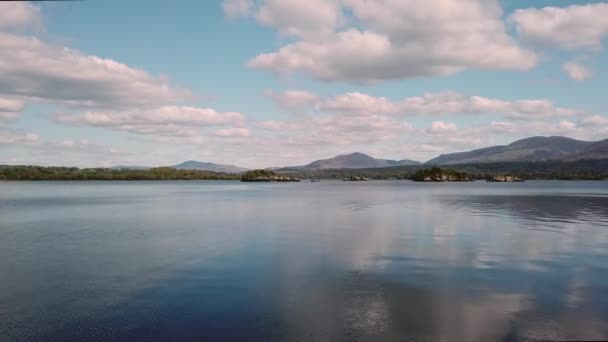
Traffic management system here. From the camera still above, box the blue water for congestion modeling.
[1,180,608,341]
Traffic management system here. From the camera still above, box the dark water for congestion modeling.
[1,181,608,341]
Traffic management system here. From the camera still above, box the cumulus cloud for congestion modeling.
[250,89,607,164]
[265,90,318,110]
[579,115,608,127]
[0,98,24,121]
[562,61,592,81]
[419,118,608,155]
[255,0,343,39]
[0,132,130,167]
[257,120,299,131]
[0,3,248,150]
[316,92,396,115]
[558,120,577,131]
[55,106,245,138]
[244,0,537,82]
[428,121,458,134]
[0,127,39,145]
[272,90,585,119]
[56,106,244,127]
[510,3,608,50]
[0,2,41,29]
[0,32,192,110]
[214,127,251,137]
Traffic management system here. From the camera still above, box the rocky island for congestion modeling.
[411,168,473,182]
[343,176,370,181]
[486,175,524,182]
[241,169,300,182]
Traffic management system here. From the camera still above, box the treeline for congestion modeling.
[445,159,608,180]
[279,159,608,180]
[241,169,300,182]
[0,166,241,181]
[2,159,608,181]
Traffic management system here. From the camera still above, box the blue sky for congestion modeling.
[0,0,607,167]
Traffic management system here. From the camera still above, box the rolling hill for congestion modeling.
[285,152,421,170]
[426,136,602,165]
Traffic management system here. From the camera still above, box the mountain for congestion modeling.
[287,152,421,170]
[565,139,608,161]
[426,136,601,165]
[171,160,248,173]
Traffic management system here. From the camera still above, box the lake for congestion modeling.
[1,180,608,341]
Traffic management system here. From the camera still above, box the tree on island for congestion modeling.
[241,169,299,182]
[411,168,472,182]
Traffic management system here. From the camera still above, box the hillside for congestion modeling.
[426,136,597,165]
[172,160,248,173]
[286,152,420,170]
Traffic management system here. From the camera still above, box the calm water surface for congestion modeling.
[1,180,608,341]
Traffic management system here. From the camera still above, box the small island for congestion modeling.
[411,168,473,182]
[486,175,524,182]
[241,169,300,182]
[343,176,370,181]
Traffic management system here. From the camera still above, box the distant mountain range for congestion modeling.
[426,136,608,165]
[171,160,249,173]
[109,136,608,173]
[284,152,421,170]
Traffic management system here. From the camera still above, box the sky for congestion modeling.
[0,0,607,168]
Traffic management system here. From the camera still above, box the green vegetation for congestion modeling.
[241,169,299,182]
[241,169,276,180]
[449,160,608,180]
[0,166,240,181]
[2,159,607,181]
[411,168,472,182]
[280,159,608,181]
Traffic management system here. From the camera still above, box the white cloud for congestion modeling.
[0,127,39,144]
[246,0,537,82]
[285,90,584,120]
[0,31,192,110]
[486,119,605,141]
[0,133,130,167]
[0,3,256,162]
[562,61,592,81]
[214,127,251,137]
[428,121,458,134]
[0,98,24,120]
[250,93,606,165]
[558,120,577,131]
[55,106,245,138]
[255,0,342,39]
[257,120,299,131]
[57,106,244,127]
[222,0,253,19]
[265,90,318,110]
[316,92,397,114]
[579,115,608,127]
[0,2,41,29]
[510,3,608,50]
[506,99,580,120]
